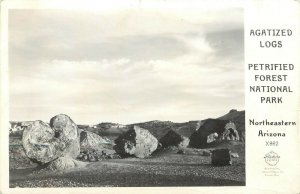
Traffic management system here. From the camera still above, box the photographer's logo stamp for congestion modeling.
[264,151,280,166]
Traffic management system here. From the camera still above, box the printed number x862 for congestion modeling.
[266,141,278,146]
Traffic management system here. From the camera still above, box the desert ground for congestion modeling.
[9,110,245,187]
[10,139,245,187]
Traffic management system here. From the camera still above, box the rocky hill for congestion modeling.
[84,122,129,140]
[82,109,245,143]
[189,110,245,148]
[82,120,199,140]
[129,120,198,140]
[218,109,245,141]
[9,109,245,143]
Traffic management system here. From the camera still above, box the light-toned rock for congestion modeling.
[231,152,239,158]
[220,121,239,141]
[50,114,80,158]
[114,126,158,158]
[22,114,80,164]
[207,132,218,143]
[47,157,86,171]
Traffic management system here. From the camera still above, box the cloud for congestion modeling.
[9,3,244,124]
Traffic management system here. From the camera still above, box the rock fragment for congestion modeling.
[114,125,158,158]
[159,130,190,148]
[230,152,239,158]
[47,157,86,171]
[211,148,232,166]
[207,132,218,143]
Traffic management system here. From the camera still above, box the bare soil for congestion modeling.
[10,146,245,187]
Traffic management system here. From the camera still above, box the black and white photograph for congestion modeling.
[7,0,245,187]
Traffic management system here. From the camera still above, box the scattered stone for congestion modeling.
[77,147,118,162]
[107,154,121,159]
[177,149,185,154]
[22,114,80,164]
[83,155,88,160]
[114,125,158,158]
[159,130,190,148]
[157,142,162,149]
[47,157,86,171]
[207,132,218,143]
[88,154,97,162]
[211,149,232,166]
[202,150,211,156]
[231,153,239,158]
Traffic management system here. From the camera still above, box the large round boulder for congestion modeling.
[22,114,80,164]
[114,126,158,158]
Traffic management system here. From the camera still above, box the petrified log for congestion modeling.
[159,130,189,148]
[211,148,232,166]
[114,125,158,158]
[22,114,80,164]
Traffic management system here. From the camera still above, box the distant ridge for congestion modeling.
[218,109,245,141]
[9,109,245,142]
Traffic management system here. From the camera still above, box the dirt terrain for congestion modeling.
[10,142,245,187]
[9,110,245,187]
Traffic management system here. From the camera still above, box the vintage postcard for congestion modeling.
[0,0,299,193]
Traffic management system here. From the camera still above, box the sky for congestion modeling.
[9,1,244,124]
